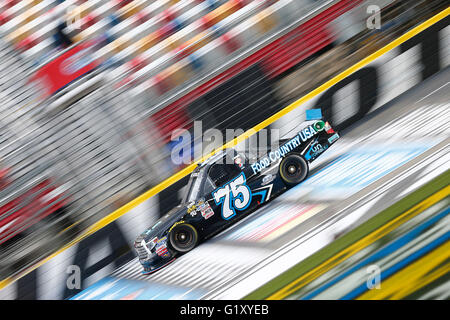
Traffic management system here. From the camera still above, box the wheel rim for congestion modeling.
[176,231,190,244]
[174,228,194,250]
[280,155,308,186]
[287,164,298,175]
[285,161,301,177]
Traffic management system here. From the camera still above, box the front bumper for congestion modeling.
[134,236,175,274]
[141,257,176,275]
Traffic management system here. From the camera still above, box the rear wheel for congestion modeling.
[168,223,198,253]
[279,154,309,187]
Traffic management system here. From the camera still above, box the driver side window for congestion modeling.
[202,177,215,195]
[208,164,241,187]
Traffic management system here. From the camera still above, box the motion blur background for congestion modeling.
[0,0,448,299]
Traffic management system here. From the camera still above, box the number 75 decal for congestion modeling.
[212,173,252,220]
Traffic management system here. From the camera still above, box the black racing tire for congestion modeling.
[279,153,309,187]
[168,223,199,253]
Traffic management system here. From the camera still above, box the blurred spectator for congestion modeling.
[54,20,73,49]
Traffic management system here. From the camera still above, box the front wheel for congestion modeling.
[168,223,199,253]
[279,154,309,187]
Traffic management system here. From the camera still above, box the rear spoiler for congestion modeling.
[306,109,336,134]
[306,108,322,120]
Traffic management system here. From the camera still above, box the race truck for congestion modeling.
[134,109,340,274]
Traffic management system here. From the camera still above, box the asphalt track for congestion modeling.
[72,67,449,300]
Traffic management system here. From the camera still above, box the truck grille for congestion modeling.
[134,239,149,260]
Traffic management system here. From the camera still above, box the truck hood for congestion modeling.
[138,204,188,241]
